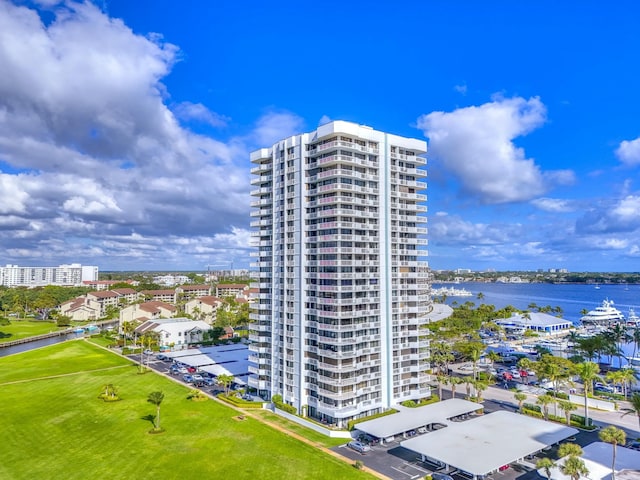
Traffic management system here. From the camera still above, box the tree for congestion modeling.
[100,384,119,401]
[599,425,626,480]
[473,379,489,403]
[575,361,600,427]
[560,456,589,480]
[558,443,583,458]
[217,374,234,396]
[607,368,636,400]
[121,321,136,348]
[558,400,577,426]
[536,394,555,421]
[455,340,484,380]
[536,457,556,480]
[514,392,527,413]
[621,392,640,430]
[449,376,462,399]
[537,354,574,416]
[147,391,164,431]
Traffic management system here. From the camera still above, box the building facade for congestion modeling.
[0,263,98,287]
[248,121,431,427]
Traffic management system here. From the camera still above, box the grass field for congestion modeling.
[0,341,371,480]
[0,320,64,343]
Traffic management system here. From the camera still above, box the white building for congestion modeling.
[135,318,211,350]
[249,121,431,427]
[0,263,98,287]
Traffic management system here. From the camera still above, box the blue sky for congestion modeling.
[1,1,640,272]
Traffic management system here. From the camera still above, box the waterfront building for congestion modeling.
[495,312,572,335]
[248,120,430,427]
[0,263,98,287]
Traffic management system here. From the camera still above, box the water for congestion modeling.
[437,282,640,367]
[0,331,85,357]
[438,282,640,324]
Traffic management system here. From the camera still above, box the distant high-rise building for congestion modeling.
[0,263,98,287]
[248,121,431,427]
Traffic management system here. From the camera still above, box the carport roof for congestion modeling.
[355,398,482,439]
[401,410,578,476]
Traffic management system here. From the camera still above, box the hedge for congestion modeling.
[217,394,263,409]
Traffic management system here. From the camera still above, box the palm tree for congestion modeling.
[558,400,577,426]
[514,392,527,413]
[147,391,164,431]
[217,374,234,396]
[558,443,583,458]
[537,394,555,421]
[473,379,489,403]
[629,327,640,360]
[449,376,462,399]
[599,425,626,480]
[560,456,589,480]
[436,373,447,401]
[536,457,555,480]
[575,361,600,427]
[611,367,637,400]
[621,392,640,429]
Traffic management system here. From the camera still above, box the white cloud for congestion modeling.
[173,101,229,127]
[416,96,575,204]
[252,111,305,146]
[531,197,574,213]
[0,1,272,269]
[615,137,640,167]
[576,195,640,234]
[454,84,467,95]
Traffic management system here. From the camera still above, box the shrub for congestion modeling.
[524,403,541,413]
[354,460,364,470]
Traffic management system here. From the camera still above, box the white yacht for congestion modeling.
[580,299,625,326]
[626,308,639,327]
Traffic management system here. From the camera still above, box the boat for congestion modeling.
[431,287,474,297]
[580,299,625,326]
[626,308,639,327]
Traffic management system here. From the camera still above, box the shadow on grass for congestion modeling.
[141,414,156,427]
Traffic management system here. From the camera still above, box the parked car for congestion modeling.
[502,372,513,381]
[347,441,371,454]
[432,473,454,480]
[187,366,197,373]
[626,441,640,451]
[191,374,204,382]
[183,374,194,383]
[143,349,153,355]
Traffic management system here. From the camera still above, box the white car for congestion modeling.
[347,441,371,454]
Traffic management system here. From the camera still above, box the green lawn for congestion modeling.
[0,320,64,343]
[0,341,371,480]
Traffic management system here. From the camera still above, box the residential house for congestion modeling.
[184,295,223,323]
[139,289,177,304]
[176,284,212,300]
[119,301,177,325]
[216,283,249,299]
[111,288,138,305]
[86,290,120,317]
[134,318,211,350]
[59,297,100,321]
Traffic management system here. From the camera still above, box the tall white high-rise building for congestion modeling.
[248,121,431,427]
[0,263,99,287]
